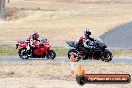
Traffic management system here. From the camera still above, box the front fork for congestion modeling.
[16,44,18,49]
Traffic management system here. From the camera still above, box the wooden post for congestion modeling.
[0,0,5,19]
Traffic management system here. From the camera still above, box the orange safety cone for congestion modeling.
[70,54,76,76]
[70,54,76,62]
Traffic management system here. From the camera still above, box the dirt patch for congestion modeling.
[1,0,132,45]
[0,61,131,87]
[0,61,131,79]
[5,7,28,20]
[0,78,131,88]
[24,0,132,4]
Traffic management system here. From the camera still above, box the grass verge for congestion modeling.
[0,46,132,58]
[0,46,68,57]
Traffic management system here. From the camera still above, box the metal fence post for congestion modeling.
[0,0,5,19]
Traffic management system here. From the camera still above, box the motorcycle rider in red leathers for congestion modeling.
[76,29,94,59]
[25,32,40,55]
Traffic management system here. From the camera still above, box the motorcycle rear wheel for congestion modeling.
[18,48,29,59]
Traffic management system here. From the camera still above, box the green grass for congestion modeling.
[111,49,132,58]
[54,48,68,57]
[0,46,132,58]
[0,46,68,57]
[0,46,18,56]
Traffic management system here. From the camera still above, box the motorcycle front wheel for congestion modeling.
[101,49,112,62]
[46,50,56,59]
[18,48,29,59]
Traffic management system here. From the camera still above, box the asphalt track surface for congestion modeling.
[100,22,132,49]
[0,57,132,63]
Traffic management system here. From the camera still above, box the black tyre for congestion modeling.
[46,50,56,59]
[101,49,112,62]
[18,48,29,59]
[68,49,77,59]
[76,76,87,85]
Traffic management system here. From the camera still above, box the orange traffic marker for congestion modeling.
[70,54,76,76]
[70,54,76,62]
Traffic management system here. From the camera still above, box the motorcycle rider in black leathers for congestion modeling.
[76,28,94,59]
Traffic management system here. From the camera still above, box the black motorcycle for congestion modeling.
[66,38,112,62]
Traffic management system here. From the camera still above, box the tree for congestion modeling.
[0,0,5,19]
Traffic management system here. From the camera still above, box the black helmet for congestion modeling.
[32,31,39,39]
[84,29,91,36]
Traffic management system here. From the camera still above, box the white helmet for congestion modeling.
[84,28,91,36]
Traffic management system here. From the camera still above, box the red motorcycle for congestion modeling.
[16,39,56,59]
